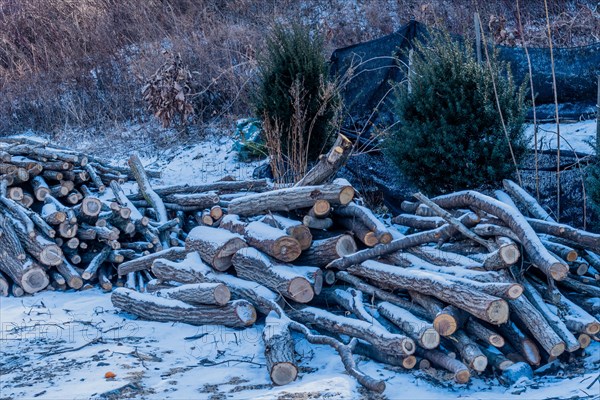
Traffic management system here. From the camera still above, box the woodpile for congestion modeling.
[1,136,598,393]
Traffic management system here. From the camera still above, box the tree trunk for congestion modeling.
[502,179,555,222]
[416,348,470,384]
[334,202,392,244]
[185,226,247,271]
[445,330,488,372]
[128,153,168,223]
[337,217,378,247]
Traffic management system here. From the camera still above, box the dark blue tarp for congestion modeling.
[330,20,600,131]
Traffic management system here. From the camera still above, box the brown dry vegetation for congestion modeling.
[0,0,598,135]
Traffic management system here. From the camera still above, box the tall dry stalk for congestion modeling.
[263,78,341,186]
[543,0,562,222]
[475,12,523,187]
[516,0,540,200]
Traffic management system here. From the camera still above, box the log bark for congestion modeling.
[117,246,188,275]
[155,282,231,306]
[296,234,357,267]
[502,179,555,222]
[302,215,333,230]
[334,202,392,244]
[287,306,415,357]
[111,288,257,328]
[353,340,417,369]
[337,217,378,247]
[81,246,111,280]
[378,302,440,349]
[326,213,480,270]
[185,226,247,271]
[0,215,48,293]
[348,260,509,324]
[56,259,83,289]
[445,330,488,372]
[0,271,9,297]
[263,311,298,386]
[416,348,470,384]
[497,322,541,366]
[430,191,568,280]
[261,214,312,250]
[295,134,353,186]
[227,183,354,216]
[225,220,302,263]
[519,277,580,352]
[232,248,316,303]
[464,318,505,348]
[128,153,167,223]
[392,214,446,230]
[127,179,269,200]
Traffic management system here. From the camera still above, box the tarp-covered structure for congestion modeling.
[330,20,600,135]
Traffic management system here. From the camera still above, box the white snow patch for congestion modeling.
[528,119,597,154]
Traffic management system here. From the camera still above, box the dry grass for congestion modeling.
[0,0,597,135]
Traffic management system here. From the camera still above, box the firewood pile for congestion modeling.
[1,136,599,393]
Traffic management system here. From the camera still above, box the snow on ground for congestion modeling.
[528,119,597,154]
[1,120,600,399]
[1,289,598,400]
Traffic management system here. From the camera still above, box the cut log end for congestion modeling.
[578,334,591,349]
[363,231,378,247]
[338,186,355,205]
[490,334,505,348]
[214,284,231,306]
[21,269,50,294]
[455,369,471,384]
[433,315,458,337]
[270,362,298,386]
[421,327,441,349]
[499,244,520,265]
[507,284,524,300]
[288,277,315,303]
[312,199,331,217]
[336,235,358,255]
[586,322,600,335]
[472,355,488,373]
[401,338,416,355]
[487,300,509,325]
[234,301,258,326]
[549,263,569,281]
[549,343,566,357]
[403,355,417,369]
[273,237,302,262]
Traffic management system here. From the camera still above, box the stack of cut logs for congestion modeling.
[1,136,599,393]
